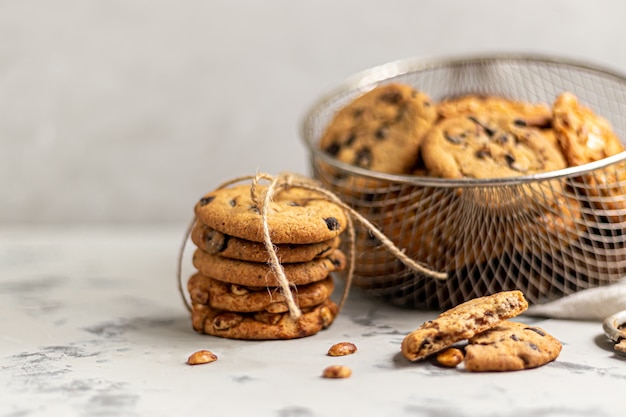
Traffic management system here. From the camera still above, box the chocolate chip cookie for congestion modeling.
[194,184,347,244]
[421,114,567,180]
[319,83,437,174]
[464,320,562,371]
[552,92,626,221]
[191,221,340,263]
[401,290,529,362]
[192,248,346,287]
[187,273,335,313]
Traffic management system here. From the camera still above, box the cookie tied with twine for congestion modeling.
[177,172,447,322]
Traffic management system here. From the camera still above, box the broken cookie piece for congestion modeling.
[401,290,529,362]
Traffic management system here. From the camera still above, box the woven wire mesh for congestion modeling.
[301,54,626,310]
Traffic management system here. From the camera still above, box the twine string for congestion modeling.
[176,172,448,317]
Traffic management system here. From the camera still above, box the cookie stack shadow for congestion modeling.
[186,184,348,340]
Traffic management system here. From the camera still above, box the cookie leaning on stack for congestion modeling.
[187,183,348,340]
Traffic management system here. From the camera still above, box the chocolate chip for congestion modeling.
[354,147,373,168]
[324,217,341,231]
[352,108,364,118]
[229,198,237,207]
[288,201,302,207]
[205,229,230,253]
[519,354,531,366]
[444,132,464,145]
[379,89,403,104]
[249,205,260,214]
[504,154,516,167]
[475,148,491,159]
[329,256,342,268]
[497,133,510,144]
[324,142,341,156]
[511,334,520,341]
[199,196,215,206]
[524,327,546,337]
[375,125,389,140]
[513,119,527,127]
[418,338,432,350]
[528,342,539,351]
[505,154,528,173]
[483,125,497,137]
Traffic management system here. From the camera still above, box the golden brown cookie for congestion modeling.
[191,299,339,340]
[187,273,335,313]
[192,248,346,287]
[401,290,529,362]
[464,320,562,371]
[437,95,552,127]
[421,114,567,180]
[190,221,340,263]
[552,92,626,221]
[194,184,347,244]
[319,83,437,174]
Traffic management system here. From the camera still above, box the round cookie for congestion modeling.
[192,248,346,287]
[319,83,437,174]
[191,299,339,340]
[552,92,626,221]
[421,114,567,180]
[194,184,347,244]
[190,221,340,263]
[437,94,552,127]
[552,92,624,167]
[464,320,562,371]
[401,290,529,362]
[187,273,335,313]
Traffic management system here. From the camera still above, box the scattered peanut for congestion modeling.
[436,347,464,368]
[186,350,218,366]
[322,365,352,379]
[327,342,358,357]
[615,339,626,354]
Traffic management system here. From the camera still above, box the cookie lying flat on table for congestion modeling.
[191,299,339,340]
[192,248,346,287]
[194,184,347,244]
[401,290,529,362]
[319,83,437,175]
[187,273,335,313]
[464,320,562,371]
[190,221,340,263]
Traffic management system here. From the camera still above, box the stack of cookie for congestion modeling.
[187,183,348,340]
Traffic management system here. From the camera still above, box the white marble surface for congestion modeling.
[1,225,625,417]
[4,0,626,224]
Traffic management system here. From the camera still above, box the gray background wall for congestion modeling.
[3,0,626,225]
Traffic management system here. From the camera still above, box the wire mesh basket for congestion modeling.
[301,53,626,310]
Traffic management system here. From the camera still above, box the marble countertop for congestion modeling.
[1,225,624,417]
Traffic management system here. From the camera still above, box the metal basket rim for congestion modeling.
[300,52,626,188]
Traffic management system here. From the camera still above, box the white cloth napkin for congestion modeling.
[525,278,626,321]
